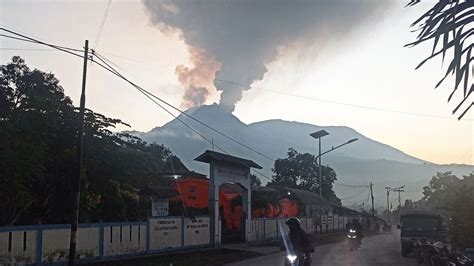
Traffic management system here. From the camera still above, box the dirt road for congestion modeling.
[226,232,418,266]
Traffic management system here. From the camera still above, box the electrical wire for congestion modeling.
[69,49,472,121]
[0,48,56,51]
[93,51,275,162]
[341,187,369,201]
[0,27,275,164]
[92,52,276,182]
[94,0,112,49]
[0,28,85,57]
[335,182,370,188]
[0,27,276,182]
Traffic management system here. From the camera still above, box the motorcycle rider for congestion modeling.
[285,217,314,266]
[351,218,363,244]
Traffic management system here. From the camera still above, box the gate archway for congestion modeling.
[195,150,262,246]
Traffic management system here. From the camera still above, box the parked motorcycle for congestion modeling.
[347,229,360,251]
[447,253,474,266]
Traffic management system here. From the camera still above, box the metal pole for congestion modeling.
[370,182,375,217]
[385,187,391,224]
[68,40,89,266]
[319,137,322,199]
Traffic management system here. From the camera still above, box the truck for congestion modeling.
[398,210,445,257]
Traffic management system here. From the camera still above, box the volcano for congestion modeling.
[130,104,474,207]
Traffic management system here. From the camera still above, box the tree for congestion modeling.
[251,174,261,187]
[421,172,474,250]
[268,148,341,204]
[0,57,173,225]
[406,0,473,120]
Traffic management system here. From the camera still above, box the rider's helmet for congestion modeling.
[285,217,301,229]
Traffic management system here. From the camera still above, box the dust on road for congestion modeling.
[226,232,418,266]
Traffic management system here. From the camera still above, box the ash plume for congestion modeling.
[143,0,390,112]
[176,46,221,108]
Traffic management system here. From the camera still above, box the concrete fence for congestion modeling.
[0,214,357,265]
[0,216,210,265]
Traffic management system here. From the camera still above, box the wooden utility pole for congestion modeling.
[370,182,375,217]
[68,40,89,266]
[393,187,405,215]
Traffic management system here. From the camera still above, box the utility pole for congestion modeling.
[393,186,405,216]
[68,40,89,266]
[370,182,375,217]
[385,187,391,224]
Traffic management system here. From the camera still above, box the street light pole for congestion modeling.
[318,137,322,198]
[309,130,329,199]
[385,187,391,224]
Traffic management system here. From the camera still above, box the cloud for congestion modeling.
[143,0,391,112]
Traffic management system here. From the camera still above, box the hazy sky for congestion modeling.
[1,0,472,165]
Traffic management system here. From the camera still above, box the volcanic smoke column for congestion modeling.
[142,0,390,112]
[175,46,221,109]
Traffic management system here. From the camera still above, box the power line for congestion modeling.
[0,28,275,164]
[335,182,370,188]
[93,53,228,153]
[94,0,112,49]
[93,52,276,182]
[0,27,276,182]
[341,187,369,201]
[71,49,471,121]
[0,48,56,51]
[93,51,275,162]
[0,29,85,57]
[202,75,472,120]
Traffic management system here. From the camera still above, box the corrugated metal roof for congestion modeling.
[286,187,332,206]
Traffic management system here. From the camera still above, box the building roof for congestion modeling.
[140,185,179,198]
[286,187,332,206]
[160,156,207,178]
[194,150,262,169]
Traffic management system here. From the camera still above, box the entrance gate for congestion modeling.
[195,150,262,246]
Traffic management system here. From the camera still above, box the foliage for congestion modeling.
[268,148,341,205]
[250,174,261,187]
[0,57,173,225]
[421,172,474,250]
[406,0,473,120]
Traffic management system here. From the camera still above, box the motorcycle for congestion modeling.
[285,252,311,266]
[413,238,432,264]
[447,253,474,266]
[347,229,360,251]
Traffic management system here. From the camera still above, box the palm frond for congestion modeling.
[407,0,474,120]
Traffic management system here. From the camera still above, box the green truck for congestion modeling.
[398,210,445,257]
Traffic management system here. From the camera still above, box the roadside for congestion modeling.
[84,231,375,266]
[226,231,417,266]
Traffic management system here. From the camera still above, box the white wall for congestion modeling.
[0,230,37,264]
[184,217,210,247]
[149,218,181,250]
[103,224,146,257]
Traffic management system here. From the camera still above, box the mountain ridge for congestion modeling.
[129,104,473,205]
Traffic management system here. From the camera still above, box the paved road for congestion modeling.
[226,232,418,266]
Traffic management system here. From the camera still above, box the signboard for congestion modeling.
[151,198,169,217]
[149,218,181,250]
[184,217,210,246]
[217,167,248,182]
